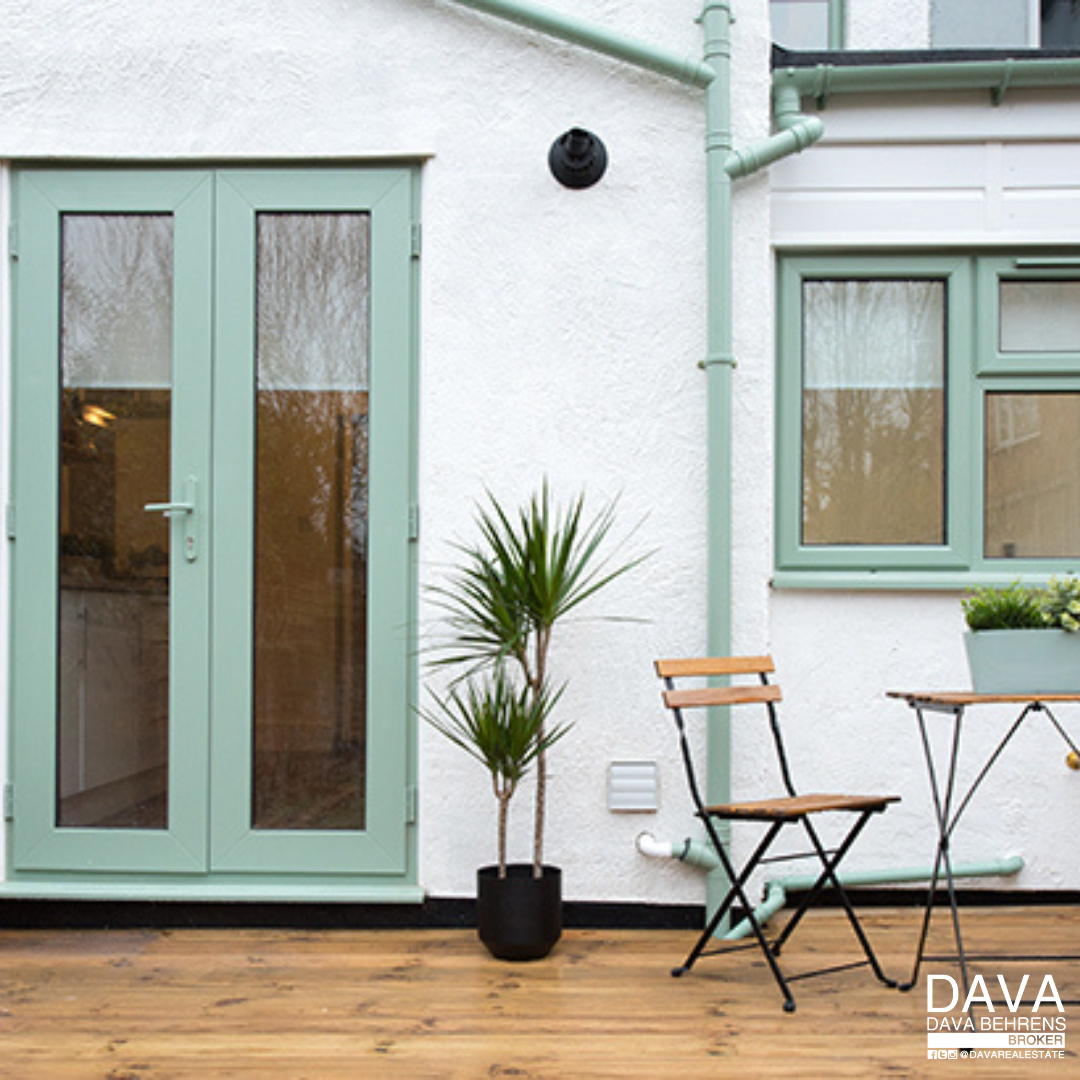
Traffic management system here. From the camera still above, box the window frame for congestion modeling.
[775,251,1080,586]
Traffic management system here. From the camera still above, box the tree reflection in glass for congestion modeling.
[253,213,371,831]
[801,279,947,547]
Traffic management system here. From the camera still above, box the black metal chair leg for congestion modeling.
[799,814,896,987]
[673,821,782,975]
[672,821,799,1011]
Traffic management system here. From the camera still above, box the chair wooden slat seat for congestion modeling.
[655,655,899,1013]
[706,792,901,820]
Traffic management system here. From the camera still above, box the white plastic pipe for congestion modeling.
[635,832,676,859]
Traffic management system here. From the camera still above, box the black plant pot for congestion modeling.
[476,864,562,962]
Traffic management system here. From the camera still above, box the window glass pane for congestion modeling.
[985,393,1080,558]
[771,0,831,49]
[931,0,1030,47]
[253,213,370,831]
[1043,0,1080,47]
[58,215,172,829]
[801,280,947,545]
[1000,280,1080,353]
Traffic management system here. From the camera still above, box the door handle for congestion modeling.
[144,476,199,562]
[144,500,194,517]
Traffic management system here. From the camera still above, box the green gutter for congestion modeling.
[775,56,1080,106]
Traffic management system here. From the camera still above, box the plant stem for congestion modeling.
[530,626,551,878]
[495,776,514,879]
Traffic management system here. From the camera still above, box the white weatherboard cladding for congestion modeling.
[1,0,1079,904]
[771,92,1080,247]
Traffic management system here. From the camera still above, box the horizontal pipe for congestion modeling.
[723,856,1025,940]
[447,0,717,87]
[775,57,1080,105]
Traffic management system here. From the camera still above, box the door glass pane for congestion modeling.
[801,280,947,545]
[985,393,1080,558]
[1000,281,1080,353]
[253,213,370,831]
[58,215,173,829]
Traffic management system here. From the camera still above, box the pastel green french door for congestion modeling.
[11,167,414,880]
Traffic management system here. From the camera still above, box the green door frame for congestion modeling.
[209,169,414,875]
[12,168,215,874]
[8,164,421,898]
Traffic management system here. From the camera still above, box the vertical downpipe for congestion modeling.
[701,0,734,917]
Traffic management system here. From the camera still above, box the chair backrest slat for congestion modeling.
[655,656,774,679]
[657,654,797,802]
[663,684,782,710]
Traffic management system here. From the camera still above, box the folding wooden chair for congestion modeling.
[657,656,900,1013]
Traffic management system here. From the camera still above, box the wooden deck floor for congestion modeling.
[1,905,1078,1077]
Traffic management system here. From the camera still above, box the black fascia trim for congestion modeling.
[773,44,1080,70]
[0,890,1077,930]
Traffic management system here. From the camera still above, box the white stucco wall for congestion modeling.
[2,0,1078,907]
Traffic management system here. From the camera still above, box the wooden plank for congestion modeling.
[1,911,1079,1075]
[706,792,901,819]
[663,684,782,710]
[655,656,775,678]
[889,690,1080,706]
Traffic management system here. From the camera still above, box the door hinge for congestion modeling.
[410,223,422,259]
[5,503,14,541]
[8,224,17,262]
[408,504,420,542]
[405,785,418,825]
[3,783,13,822]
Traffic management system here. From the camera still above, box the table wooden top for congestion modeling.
[889,690,1080,706]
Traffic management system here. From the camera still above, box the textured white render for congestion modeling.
[1,0,1079,904]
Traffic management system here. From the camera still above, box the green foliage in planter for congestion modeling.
[962,577,1080,632]
[422,667,567,878]
[1037,577,1080,633]
[961,582,1046,632]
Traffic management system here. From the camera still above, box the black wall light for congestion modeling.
[548,128,608,189]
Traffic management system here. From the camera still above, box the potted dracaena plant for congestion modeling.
[961,577,1080,693]
[425,482,643,961]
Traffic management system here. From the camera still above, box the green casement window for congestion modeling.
[771,0,844,50]
[10,167,418,892]
[776,253,1080,586]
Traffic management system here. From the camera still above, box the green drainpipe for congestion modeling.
[699,0,736,922]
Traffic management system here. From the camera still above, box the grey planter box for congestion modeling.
[965,629,1080,693]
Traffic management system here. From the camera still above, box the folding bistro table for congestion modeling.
[888,691,1080,994]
